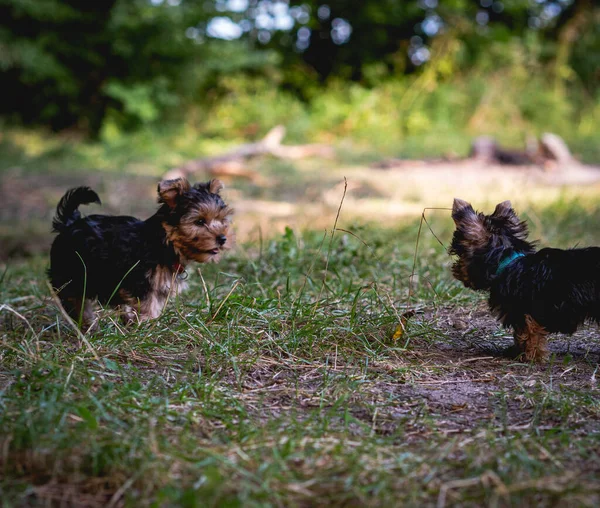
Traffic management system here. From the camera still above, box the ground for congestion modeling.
[1,146,600,506]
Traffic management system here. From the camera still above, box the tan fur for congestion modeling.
[515,314,548,362]
[209,179,224,194]
[451,259,472,287]
[163,202,234,264]
[117,267,188,324]
[452,214,489,248]
[451,199,490,287]
[130,178,233,322]
[158,178,191,209]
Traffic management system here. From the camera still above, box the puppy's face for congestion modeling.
[159,178,235,263]
[449,199,529,289]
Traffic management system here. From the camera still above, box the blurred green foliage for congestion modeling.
[0,0,598,156]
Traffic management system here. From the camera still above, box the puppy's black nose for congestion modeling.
[216,234,227,246]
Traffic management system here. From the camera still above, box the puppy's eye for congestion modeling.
[195,218,206,226]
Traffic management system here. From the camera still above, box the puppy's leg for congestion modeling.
[139,292,167,321]
[116,290,141,325]
[117,290,166,324]
[60,296,97,331]
[136,269,179,322]
[120,305,139,325]
[514,314,548,362]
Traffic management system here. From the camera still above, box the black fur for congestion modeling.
[49,207,177,305]
[48,178,234,328]
[52,187,101,233]
[450,199,600,360]
[490,247,600,335]
[449,204,536,290]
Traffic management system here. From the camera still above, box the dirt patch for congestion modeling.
[189,330,600,440]
[433,301,600,361]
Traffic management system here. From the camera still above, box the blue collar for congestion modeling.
[495,252,525,276]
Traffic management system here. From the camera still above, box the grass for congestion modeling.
[1,127,600,505]
[1,196,600,506]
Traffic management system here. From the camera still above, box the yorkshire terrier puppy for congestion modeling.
[49,178,234,329]
[450,198,600,361]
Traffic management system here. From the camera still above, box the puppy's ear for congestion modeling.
[158,178,191,209]
[451,198,487,240]
[209,179,224,194]
[492,200,528,239]
[452,198,472,220]
[491,200,513,218]
[452,199,480,228]
[193,179,224,194]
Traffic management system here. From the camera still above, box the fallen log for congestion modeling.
[539,133,572,164]
[163,125,334,181]
[470,135,535,165]
[469,133,574,168]
[369,133,576,171]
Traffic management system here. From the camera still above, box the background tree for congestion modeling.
[0,0,214,136]
[0,0,597,137]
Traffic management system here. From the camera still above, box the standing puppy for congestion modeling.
[450,198,600,361]
[49,178,234,328]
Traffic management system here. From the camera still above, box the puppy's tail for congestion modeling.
[52,187,101,232]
